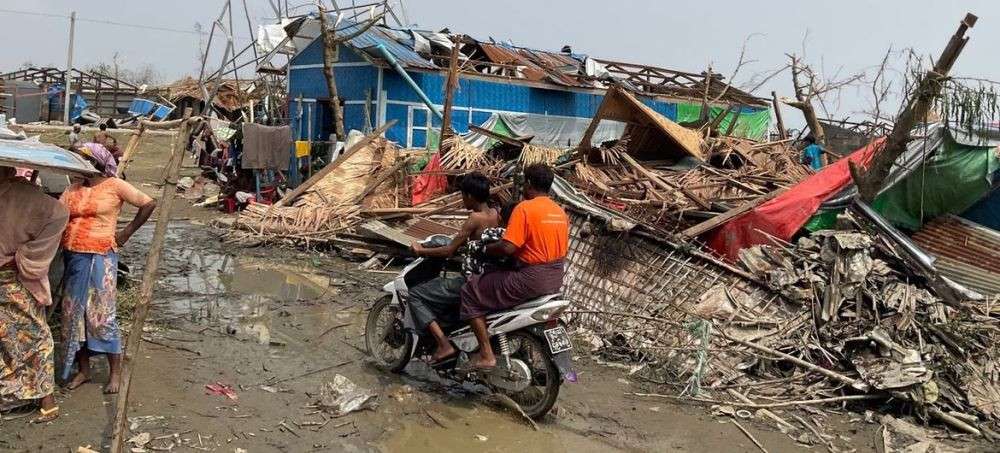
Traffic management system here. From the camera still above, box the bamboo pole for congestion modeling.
[115,124,145,178]
[110,111,201,453]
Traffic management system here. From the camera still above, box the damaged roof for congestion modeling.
[581,86,705,161]
[286,15,767,107]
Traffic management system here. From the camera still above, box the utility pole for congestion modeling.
[63,11,76,125]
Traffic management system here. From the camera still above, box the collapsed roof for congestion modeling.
[159,77,258,113]
[283,15,768,108]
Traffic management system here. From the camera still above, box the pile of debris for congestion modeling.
[602,206,1000,445]
[570,135,807,232]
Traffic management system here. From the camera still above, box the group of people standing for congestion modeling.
[0,128,155,423]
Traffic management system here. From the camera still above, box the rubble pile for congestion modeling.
[611,220,1000,444]
[569,134,807,232]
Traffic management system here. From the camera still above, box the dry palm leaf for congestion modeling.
[520,144,566,167]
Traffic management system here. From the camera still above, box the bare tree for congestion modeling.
[850,13,977,203]
[782,53,865,151]
[317,4,384,141]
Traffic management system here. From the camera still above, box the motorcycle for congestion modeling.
[364,234,576,419]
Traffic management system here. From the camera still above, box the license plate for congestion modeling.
[543,327,572,354]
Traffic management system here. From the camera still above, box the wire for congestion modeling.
[0,7,253,41]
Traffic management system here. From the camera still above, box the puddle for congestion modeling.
[378,403,603,453]
[125,224,337,328]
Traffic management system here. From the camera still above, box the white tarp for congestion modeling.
[256,21,295,54]
[500,112,625,148]
[463,112,625,149]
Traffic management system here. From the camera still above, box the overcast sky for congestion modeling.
[3,0,998,125]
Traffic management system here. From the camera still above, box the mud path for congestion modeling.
[0,222,877,452]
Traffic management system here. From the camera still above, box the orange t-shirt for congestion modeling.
[60,177,153,254]
[502,196,569,265]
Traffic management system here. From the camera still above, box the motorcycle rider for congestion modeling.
[459,164,568,371]
[409,172,500,364]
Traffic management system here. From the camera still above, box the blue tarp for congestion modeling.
[70,94,87,122]
[961,183,1000,230]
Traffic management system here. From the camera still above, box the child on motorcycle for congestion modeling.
[408,172,500,365]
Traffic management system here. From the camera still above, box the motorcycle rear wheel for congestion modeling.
[365,295,412,373]
[499,331,561,419]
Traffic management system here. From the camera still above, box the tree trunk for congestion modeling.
[850,13,977,202]
[317,6,346,142]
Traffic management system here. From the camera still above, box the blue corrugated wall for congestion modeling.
[288,41,757,148]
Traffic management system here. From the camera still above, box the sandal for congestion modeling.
[31,406,59,423]
[428,351,459,367]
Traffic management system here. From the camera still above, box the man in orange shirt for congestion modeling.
[460,164,568,370]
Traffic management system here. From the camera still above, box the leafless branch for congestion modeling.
[710,33,762,103]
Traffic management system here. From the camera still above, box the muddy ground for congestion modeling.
[0,127,898,452]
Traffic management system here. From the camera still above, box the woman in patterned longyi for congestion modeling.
[59,145,156,395]
[0,166,68,422]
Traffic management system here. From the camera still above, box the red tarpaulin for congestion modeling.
[706,138,885,261]
[411,153,448,205]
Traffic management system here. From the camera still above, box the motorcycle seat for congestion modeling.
[513,293,563,310]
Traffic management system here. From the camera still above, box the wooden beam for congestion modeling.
[678,188,784,239]
[771,91,787,140]
[115,124,146,178]
[439,39,461,143]
[272,120,396,208]
[620,153,712,210]
[468,124,530,148]
[110,111,200,453]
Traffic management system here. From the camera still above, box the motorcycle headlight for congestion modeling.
[531,305,567,322]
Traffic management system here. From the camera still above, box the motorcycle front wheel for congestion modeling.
[501,331,562,419]
[365,295,412,373]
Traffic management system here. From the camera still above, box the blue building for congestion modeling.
[284,16,771,149]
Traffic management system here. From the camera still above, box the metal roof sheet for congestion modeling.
[338,20,437,70]
[0,139,98,177]
[912,215,1000,295]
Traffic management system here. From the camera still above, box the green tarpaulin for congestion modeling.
[872,139,999,231]
[675,104,771,140]
[803,136,998,232]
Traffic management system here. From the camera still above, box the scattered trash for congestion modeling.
[386,384,413,402]
[316,374,377,417]
[127,432,151,448]
[205,382,239,402]
[474,434,488,442]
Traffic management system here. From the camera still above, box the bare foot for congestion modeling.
[65,373,90,390]
[103,376,121,395]
[430,343,457,364]
[464,353,497,371]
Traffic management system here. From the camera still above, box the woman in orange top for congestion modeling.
[59,147,156,394]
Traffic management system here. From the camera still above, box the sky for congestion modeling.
[3,0,999,126]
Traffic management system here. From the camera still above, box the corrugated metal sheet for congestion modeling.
[912,215,1000,295]
[339,21,438,70]
[0,138,98,176]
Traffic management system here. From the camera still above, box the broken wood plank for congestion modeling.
[357,219,417,247]
[468,123,532,148]
[620,152,711,210]
[678,188,784,238]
